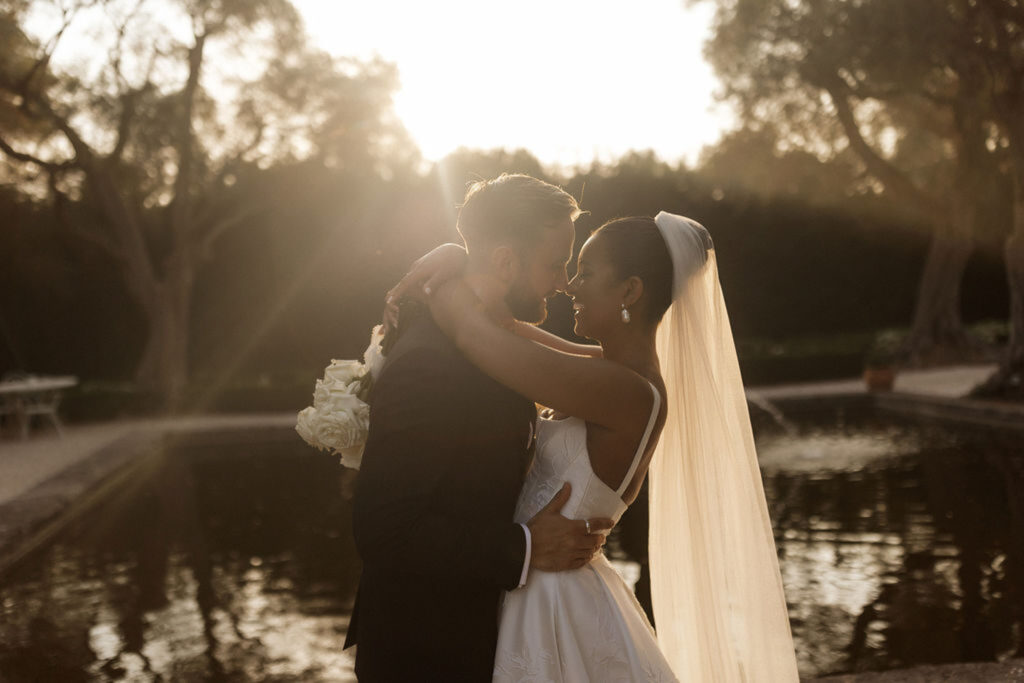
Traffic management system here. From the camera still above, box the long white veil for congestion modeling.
[649,211,799,681]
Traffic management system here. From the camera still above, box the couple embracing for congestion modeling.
[343,174,799,681]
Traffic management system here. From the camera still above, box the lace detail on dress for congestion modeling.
[513,417,583,524]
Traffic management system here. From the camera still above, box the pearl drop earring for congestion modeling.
[620,304,631,324]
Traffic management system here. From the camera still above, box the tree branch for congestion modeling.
[16,10,73,94]
[822,75,946,222]
[105,0,150,162]
[43,167,127,263]
[196,205,261,260]
[0,134,71,172]
[106,0,147,88]
[189,121,265,222]
[109,85,147,162]
[15,87,160,305]
[168,32,208,241]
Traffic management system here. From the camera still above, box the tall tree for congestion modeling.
[969,0,1024,398]
[0,0,413,408]
[698,0,998,364]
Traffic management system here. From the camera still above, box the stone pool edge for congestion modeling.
[807,657,1024,682]
[0,430,157,577]
[761,391,1024,431]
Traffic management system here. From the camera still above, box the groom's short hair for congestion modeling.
[457,174,582,250]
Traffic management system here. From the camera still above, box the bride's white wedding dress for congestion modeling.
[493,383,679,682]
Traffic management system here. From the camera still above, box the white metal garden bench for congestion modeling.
[0,374,78,440]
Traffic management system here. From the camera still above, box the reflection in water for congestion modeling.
[757,428,918,473]
[759,414,1024,676]
[0,414,1022,680]
[610,412,1024,678]
[0,440,361,681]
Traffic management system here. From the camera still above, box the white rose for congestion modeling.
[313,379,329,408]
[298,343,377,467]
[313,402,370,451]
[314,373,365,409]
[315,382,365,415]
[363,324,386,382]
[324,359,365,387]
[295,407,323,451]
[313,378,339,409]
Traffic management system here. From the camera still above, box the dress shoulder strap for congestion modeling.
[616,381,662,497]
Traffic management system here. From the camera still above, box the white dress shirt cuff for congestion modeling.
[517,523,531,588]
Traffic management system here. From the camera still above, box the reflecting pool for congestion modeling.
[757,411,1024,676]
[0,409,1021,680]
[0,437,361,681]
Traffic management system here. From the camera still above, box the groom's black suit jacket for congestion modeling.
[345,305,536,681]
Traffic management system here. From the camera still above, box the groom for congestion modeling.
[345,174,610,681]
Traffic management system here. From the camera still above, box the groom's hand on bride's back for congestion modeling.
[527,483,614,571]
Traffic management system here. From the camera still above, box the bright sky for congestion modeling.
[294,0,730,168]
[23,0,730,170]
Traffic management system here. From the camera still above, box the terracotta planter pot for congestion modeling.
[863,367,896,392]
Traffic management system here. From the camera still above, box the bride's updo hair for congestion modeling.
[591,217,675,324]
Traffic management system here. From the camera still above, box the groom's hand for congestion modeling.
[527,483,614,571]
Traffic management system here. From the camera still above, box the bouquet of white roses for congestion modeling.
[295,325,386,469]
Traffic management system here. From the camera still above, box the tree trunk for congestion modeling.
[974,182,1024,399]
[134,268,192,412]
[825,84,984,366]
[132,33,206,413]
[903,206,985,366]
[1008,209,1024,384]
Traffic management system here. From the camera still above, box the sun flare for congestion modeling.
[295,0,728,167]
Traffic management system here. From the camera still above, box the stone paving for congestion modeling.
[808,659,1024,682]
[748,363,999,400]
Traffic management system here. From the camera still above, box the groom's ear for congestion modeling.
[490,244,522,284]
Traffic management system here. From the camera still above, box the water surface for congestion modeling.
[1,439,360,681]
[757,411,1024,676]
[0,411,1021,680]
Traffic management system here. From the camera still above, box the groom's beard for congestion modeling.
[505,286,548,324]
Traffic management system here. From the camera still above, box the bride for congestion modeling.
[388,212,799,681]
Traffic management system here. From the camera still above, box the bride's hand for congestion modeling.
[383,243,468,331]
